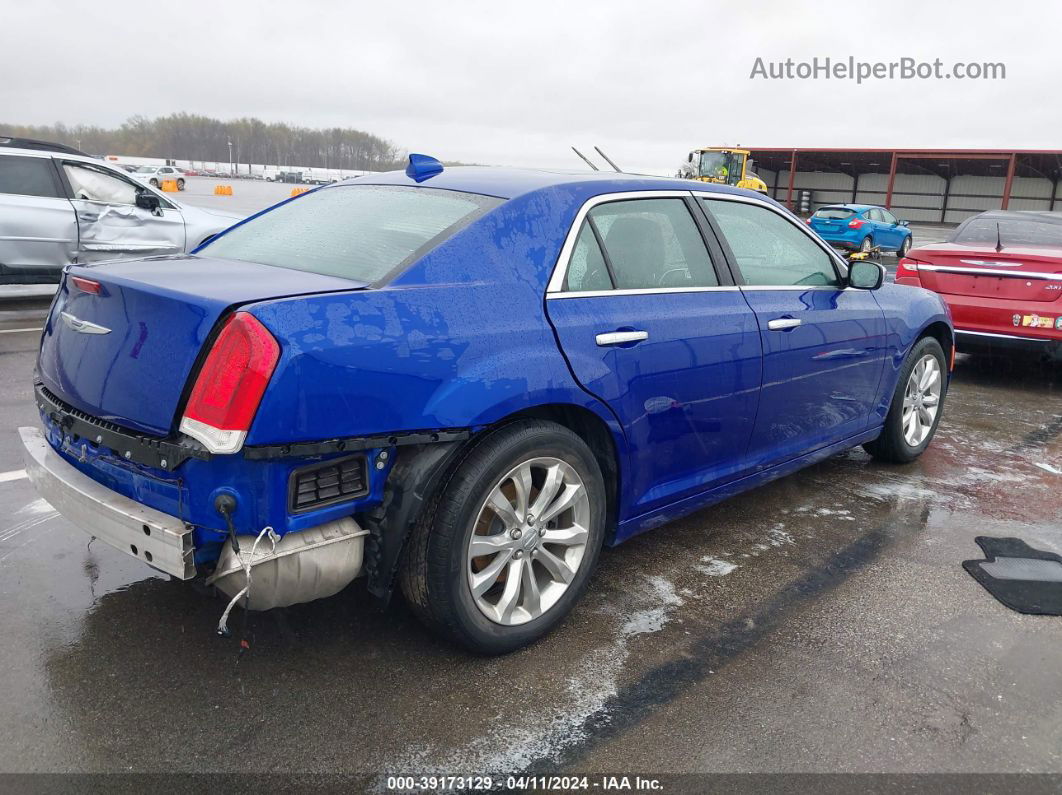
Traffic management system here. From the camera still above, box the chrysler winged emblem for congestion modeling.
[60,311,111,335]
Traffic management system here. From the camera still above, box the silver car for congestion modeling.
[130,164,186,190]
[0,145,241,283]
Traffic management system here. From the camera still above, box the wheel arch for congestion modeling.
[919,320,954,363]
[364,400,625,603]
[494,403,622,543]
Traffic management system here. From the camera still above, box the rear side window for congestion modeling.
[202,185,499,283]
[582,198,719,290]
[0,155,61,198]
[954,217,1062,247]
[565,221,611,292]
[812,207,854,220]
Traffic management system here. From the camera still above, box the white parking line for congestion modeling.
[0,469,28,483]
[0,328,42,334]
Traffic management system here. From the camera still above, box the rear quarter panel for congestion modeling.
[244,186,626,457]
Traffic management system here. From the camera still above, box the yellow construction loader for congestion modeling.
[685,147,768,193]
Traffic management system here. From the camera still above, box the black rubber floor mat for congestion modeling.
[963,537,1062,616]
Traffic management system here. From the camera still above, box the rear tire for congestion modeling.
[860,235,873,253]
[149,178,159,187]
[177,178,185,191]
[400,420,606,654]
[864,336,947,463]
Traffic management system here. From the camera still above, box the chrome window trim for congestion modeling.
[548,285,741,300]
[545,190,716,295]
[545,188,851,296]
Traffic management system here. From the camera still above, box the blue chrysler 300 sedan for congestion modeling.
[21,157,952,653]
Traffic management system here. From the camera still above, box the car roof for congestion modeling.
[350,165,765,202]
[964,210,1062,225]
[0,146,106,166]
[0,136,88,156]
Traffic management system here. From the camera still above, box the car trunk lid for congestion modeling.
[910,243,1062,303]
[37,255,364,436]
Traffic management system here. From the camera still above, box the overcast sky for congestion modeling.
[3,0,1059,174]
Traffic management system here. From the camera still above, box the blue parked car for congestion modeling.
[20,157,952,653]
[807,203,914,257]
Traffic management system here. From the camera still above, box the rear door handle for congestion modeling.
[767,317,802,331]
[596,330,649,346]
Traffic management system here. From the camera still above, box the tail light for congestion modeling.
[848,219,865,229]
[179,312,280,454]
[897,257,921,272]
[805,218,812,225]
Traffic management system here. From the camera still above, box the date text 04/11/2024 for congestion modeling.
[384,775,664,791]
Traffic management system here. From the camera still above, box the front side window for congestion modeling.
[702,199,840,287]
[201,185,499,284]
[0,155,61,198]
[585,198,718,290]
[64,162,141,205]
[880,209,898,224]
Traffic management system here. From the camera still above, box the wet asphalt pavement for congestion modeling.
[0,208,1059,785]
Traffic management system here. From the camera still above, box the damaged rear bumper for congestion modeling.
[19,425,196,579]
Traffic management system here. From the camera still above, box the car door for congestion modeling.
[878,208,904,249]
[867,208,895,248]
[59,160,186,263]
[699,196,888,471]
[545,193,762,517]
[0,154,78,282]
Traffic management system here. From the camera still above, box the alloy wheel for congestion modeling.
[902,354,942,446]
[466,456,590,626]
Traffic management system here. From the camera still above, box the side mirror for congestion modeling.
[899,219,910,227]
[135,191,162,216]
[848,260,885,290]
[688,152,694,163]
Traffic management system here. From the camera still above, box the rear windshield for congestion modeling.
[953,217,1062,248]
[813,207,856,220]
[201,185,500,283]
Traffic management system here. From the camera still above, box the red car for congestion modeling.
[897,211,1062,360]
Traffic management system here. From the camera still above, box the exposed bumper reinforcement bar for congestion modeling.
[19,426,196,579]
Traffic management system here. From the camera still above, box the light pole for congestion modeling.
[227,139,233,176]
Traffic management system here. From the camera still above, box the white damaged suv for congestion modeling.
[0,138,242,283]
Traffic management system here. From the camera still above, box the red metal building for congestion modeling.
[745,148,1062,223]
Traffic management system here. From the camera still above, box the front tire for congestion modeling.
[149,178,159,187]
[864,336,947,463]
[400,420,606,654]
[897,235,912,257]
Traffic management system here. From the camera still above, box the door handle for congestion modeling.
[767,317,802,331]
[596,330,648,347]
